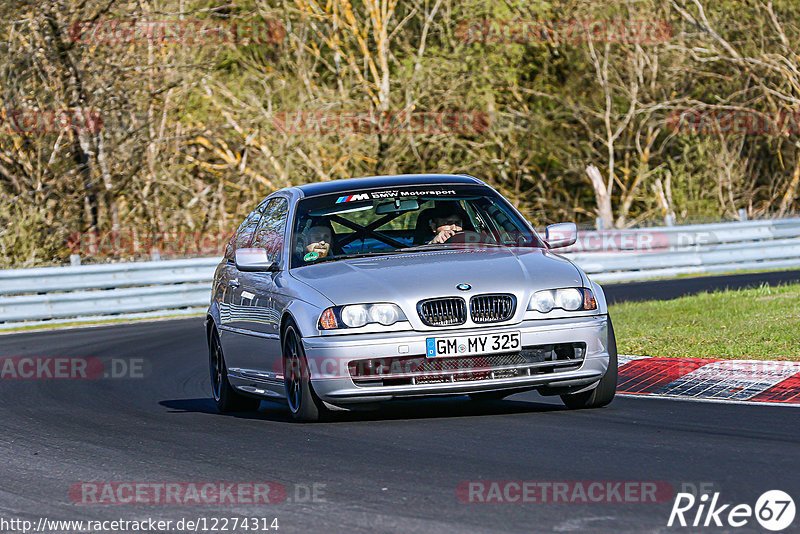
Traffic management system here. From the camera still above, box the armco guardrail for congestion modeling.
[0,258,219,328]
[1,217,800,328]
[560,217,800,282]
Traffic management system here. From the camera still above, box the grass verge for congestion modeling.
[610,282,800,361]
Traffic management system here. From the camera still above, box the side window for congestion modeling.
[224,200,270,260]
[252,198,289,261]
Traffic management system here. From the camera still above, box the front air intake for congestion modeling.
[470,294,515,323]
[417,297,467,326]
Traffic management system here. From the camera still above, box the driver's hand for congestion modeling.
[429,225,462,244]
[306,241,330,258]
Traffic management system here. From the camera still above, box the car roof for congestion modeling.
[289,174,484,198]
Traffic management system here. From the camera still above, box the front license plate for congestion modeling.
[425,331,521,358]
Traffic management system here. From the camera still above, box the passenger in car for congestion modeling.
[295,218,339,261]
[305,224,334,258]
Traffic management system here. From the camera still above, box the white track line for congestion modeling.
[617,392,800,407]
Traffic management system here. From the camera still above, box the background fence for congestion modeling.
[2,217,800,329]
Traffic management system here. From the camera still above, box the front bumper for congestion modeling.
[302,315,611,404]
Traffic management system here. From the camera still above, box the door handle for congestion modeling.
[228,279,240,288]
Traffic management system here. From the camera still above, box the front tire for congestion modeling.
[561,318,618,409]
[208,328,261,412]
[283,322,326,422]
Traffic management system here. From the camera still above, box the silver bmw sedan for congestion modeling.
[206,174,616,421]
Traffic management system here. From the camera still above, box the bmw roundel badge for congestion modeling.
[456,283,471,291]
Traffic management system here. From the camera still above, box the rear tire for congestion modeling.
[283,322,326,422]
[209,328,261,412]
[561,318,618,409]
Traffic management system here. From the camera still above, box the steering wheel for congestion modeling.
[443,230,488,244]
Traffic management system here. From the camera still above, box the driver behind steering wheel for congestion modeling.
[427,203,467,244]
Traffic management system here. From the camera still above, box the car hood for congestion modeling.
[289,248,583,306]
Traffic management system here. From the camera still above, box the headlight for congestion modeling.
[529,288,597,313]
[532,291,555,313]
[555,288,583,311]
[319,303,407,330]
[368,303,402,325]
[341,305,369,327]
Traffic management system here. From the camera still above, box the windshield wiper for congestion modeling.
[397,242,509,252]
[310,243,515,265]
[312,251,397,264]
[396,244,454,252]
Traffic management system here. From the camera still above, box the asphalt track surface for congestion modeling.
[602,268,800,304]
[2,270,800,533]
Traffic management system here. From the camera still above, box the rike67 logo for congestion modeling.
[668,490,795,531]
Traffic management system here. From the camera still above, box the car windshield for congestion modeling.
[290,184,543,268]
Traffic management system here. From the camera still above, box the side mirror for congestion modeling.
[545,222,577,249]
[235,248,279,272]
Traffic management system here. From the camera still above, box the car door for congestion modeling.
[218,200,269,369]
[227,197,289,377]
